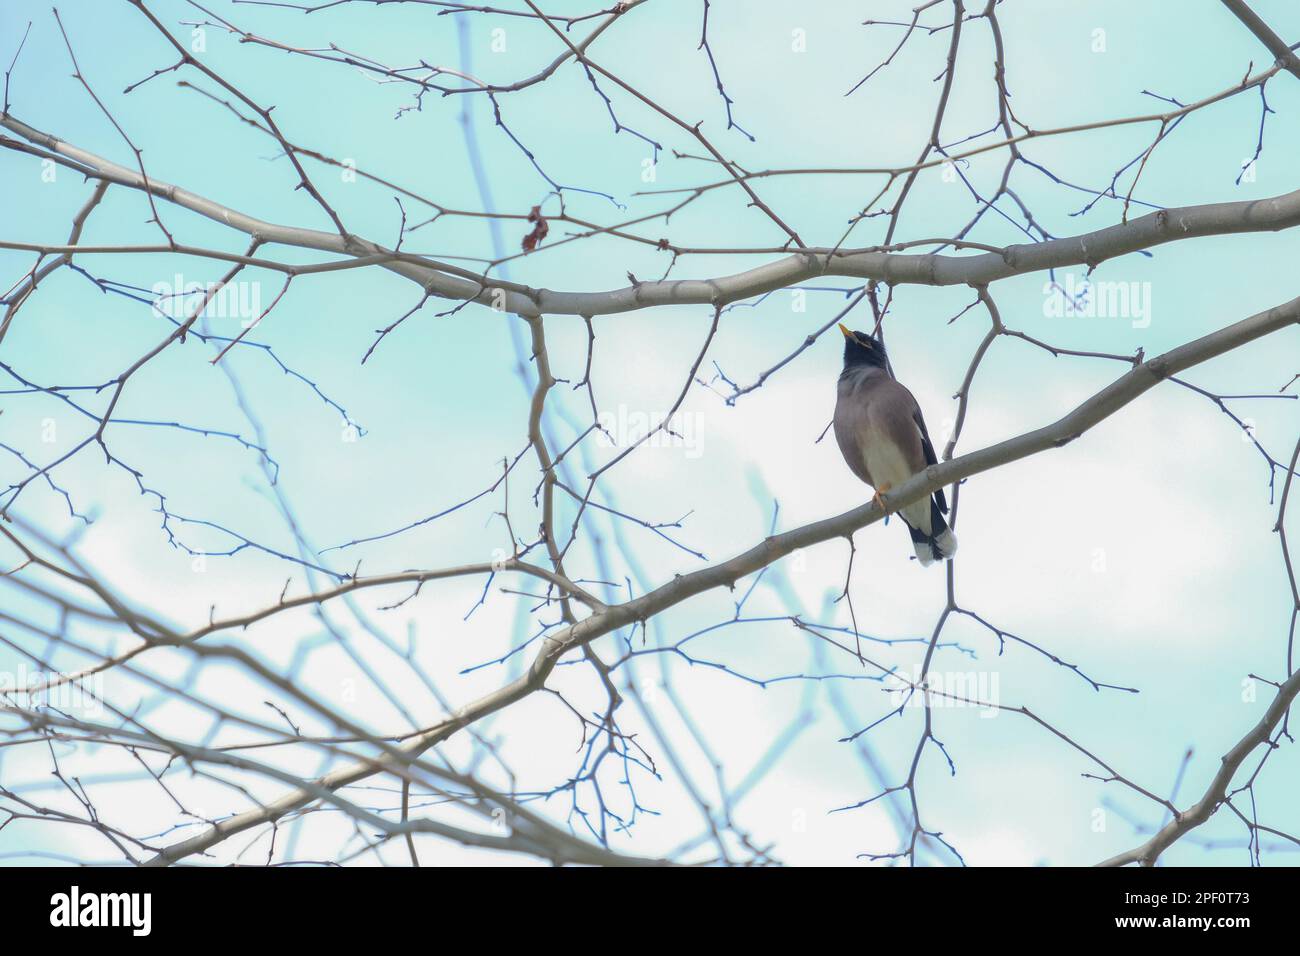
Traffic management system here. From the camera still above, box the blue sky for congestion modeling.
[1,0,1298,865]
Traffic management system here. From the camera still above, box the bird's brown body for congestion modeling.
[833,366,929,493]
[832,326,956,565]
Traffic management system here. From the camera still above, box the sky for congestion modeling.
[0,0,1298,866]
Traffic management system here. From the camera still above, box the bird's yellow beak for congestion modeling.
[838,323,854,339]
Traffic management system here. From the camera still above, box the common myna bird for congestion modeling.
[832,324,957,566]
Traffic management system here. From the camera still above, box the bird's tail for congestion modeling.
[907,496,958,567]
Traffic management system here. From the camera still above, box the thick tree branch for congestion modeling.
[1220,0,1300,81]
[5,113,1300,318]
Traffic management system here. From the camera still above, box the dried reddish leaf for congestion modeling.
[522,205,549,253]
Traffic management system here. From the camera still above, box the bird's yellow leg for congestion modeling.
[872,482,893,513]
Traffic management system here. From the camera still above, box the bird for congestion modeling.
[832,324,957,566]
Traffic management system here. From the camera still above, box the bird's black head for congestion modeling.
[839,324,888,369]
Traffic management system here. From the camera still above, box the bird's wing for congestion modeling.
[872,381,930,480]
[911,406,947,513]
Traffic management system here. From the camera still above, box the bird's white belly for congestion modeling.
[862,425,932,533]
[861,425,915,491]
